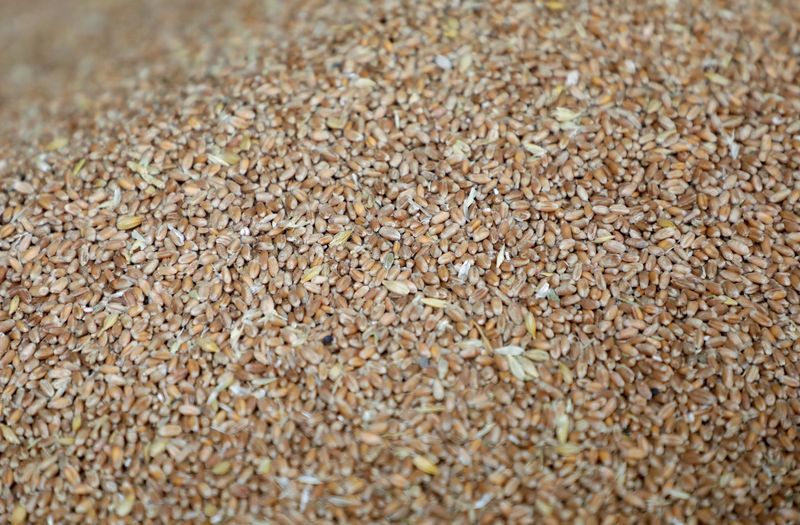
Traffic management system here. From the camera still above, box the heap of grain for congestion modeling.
[1,0,799,523]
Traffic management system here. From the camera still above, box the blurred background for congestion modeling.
[0,0,296,114]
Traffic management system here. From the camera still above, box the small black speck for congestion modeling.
[650,387,660,397]
[322,335,333,346]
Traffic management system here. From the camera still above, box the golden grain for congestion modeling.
[383,280,410,296]
[116,215,143,230]
[412,455,439,476]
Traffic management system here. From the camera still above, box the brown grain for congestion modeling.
[1,0,799,523]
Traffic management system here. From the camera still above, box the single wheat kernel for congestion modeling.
[116,215,144,230]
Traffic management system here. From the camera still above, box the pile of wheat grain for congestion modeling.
[1,0,799,523]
